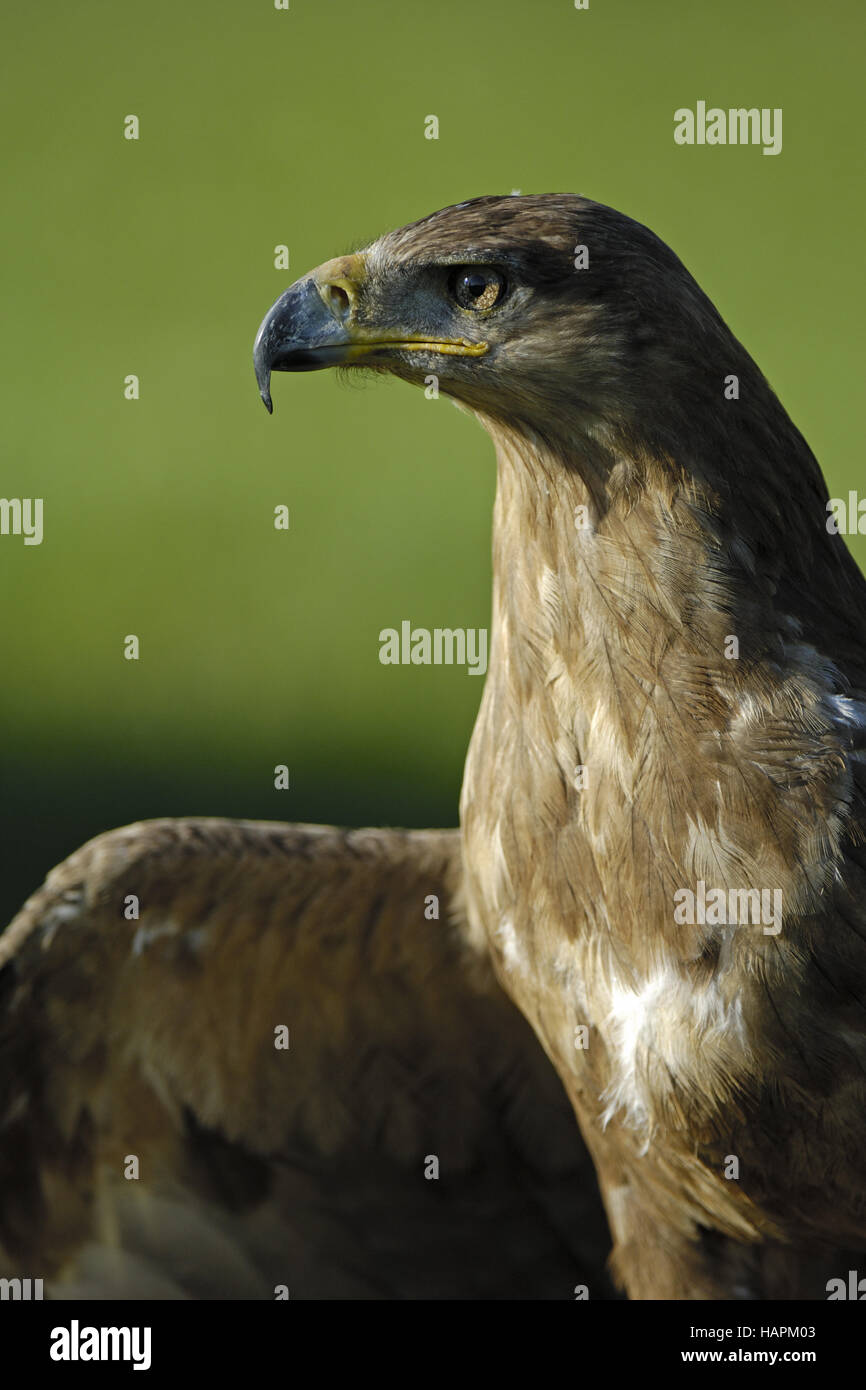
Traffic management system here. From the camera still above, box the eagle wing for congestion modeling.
[0,818,611,1299]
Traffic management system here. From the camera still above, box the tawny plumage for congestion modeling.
[4,194,866,1300]
[0,822,610,1297]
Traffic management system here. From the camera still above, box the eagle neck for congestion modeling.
[459,415,854,973]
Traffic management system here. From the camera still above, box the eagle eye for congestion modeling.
[450,267,506,312]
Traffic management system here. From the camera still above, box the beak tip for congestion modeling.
[254,347,274,413]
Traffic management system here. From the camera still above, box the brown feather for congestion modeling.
[0,819,611,1298]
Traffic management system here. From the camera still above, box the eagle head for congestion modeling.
[253,193,730,442]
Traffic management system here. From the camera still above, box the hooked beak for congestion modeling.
[253,253,488,413]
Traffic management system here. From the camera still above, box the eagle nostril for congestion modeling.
[324,283,352,323]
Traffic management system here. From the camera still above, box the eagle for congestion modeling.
[3,194,866,1301]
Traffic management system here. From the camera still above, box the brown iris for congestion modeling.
[451,267,506,312]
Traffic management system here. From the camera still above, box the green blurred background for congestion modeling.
[2,0,863,922]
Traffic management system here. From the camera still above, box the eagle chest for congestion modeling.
[461,778,755,1147]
